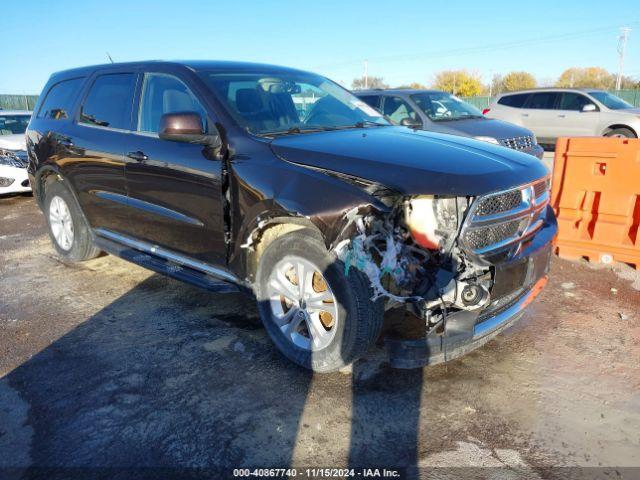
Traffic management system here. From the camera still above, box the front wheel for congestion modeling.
[605,128,636,138]
[255,230,384,372]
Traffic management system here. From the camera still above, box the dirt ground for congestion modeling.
[1,194,639,479]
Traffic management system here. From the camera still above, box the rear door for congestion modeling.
[555,92,600,136]
[520,92,560,142]
[124,69,226,265]
[67,70,138,233]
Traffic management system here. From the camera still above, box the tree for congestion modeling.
[351,76,388,90]
[431,70,483,97]
[555,67,615,89]
[501,71,537,92]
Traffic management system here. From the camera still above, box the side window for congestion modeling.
[558,93,594,111]
[382,96,420,125]
[37,78,84,120]
[497,93,529,108]
[358,95,381,110]
[138,73,206,133]
[524,92,559,110]
[79,73,136,130]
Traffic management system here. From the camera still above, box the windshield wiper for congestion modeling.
[259,126,330,137]
[353,120,388,128]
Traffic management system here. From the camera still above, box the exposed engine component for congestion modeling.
[334,195,493,328]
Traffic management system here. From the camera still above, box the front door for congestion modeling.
[554,92,600,137]
[124,71,226,265]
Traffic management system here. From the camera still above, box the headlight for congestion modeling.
[0,150,25,168]
[405,196,461,251]
[474,136,500,145]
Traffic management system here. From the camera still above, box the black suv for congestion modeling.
[27,61,556,372]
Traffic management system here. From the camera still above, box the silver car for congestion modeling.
[485,88,640,145]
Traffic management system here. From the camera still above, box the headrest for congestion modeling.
[236,89,262,114]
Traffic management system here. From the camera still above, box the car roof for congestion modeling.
[49,60,314,82]
[496,87,606,97]
[354,88,445,95]
[0,110,31,115]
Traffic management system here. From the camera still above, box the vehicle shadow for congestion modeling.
[2,271,426,479]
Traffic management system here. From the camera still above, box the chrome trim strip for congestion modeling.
[474,287,535,338]
[93,191,204,227]
[461,175,551,257]
[94,228,239,284]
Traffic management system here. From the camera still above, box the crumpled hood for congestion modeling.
[428,117,533,139]
[270,127,548,196]
[0,134,26,151]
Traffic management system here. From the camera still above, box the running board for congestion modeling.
[93,229,242,294]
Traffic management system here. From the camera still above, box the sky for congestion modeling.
[2,0,639,94]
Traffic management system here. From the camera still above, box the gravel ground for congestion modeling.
[1,194,639,479]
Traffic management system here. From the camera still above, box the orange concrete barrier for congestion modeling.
[551,137,640,270]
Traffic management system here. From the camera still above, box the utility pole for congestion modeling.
[616,27,631,91]
[364,60,368,89]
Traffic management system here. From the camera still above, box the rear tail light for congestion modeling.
[482,108,491,115]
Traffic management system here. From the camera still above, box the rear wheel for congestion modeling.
[605,128,636,138]
[44,181,101,262]
[255,230,384,372]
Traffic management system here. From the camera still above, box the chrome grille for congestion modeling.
[475,190,522,216]
[465,219,521,250]
[461,178,550,258]
[500,135,534,151]
[533,178,550,198]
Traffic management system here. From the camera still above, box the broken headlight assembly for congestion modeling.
[404,195,462,252]
[336,194,492,320]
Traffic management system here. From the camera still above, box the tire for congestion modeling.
[255,229,384,372]
[44,181,101,262]
[605,128,636,138]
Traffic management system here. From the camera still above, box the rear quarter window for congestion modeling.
[37,77,85,120]
[497,93,530,108]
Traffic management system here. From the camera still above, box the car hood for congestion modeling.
[270,127,548,196]
[0,134,26,151]
[427,117,534,140]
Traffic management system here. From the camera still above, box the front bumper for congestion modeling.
[386,206,557,368]
[0,165,31,195]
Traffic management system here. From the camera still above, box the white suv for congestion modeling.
[0,110,31,195]
[484,89,640,146]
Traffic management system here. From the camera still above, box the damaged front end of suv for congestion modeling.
[326,176,555,368]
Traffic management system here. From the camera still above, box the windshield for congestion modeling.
[588,91,634,110]
[198,71,388,135]
[411,92,483,121]
[0,114,30,136]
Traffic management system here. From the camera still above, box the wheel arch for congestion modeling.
[603,124,637,137]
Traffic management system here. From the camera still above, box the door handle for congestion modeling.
[522,113,529,117]
[127,151,148,162]
[558,114,566,118]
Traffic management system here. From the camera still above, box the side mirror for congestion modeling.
[158,112,220,146]
[401,117,422,128]
[581,103,597,113]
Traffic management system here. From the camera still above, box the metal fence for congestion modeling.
[0,94,39,111]
[461,89,640,109]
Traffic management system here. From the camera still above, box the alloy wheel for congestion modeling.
[266,256,338,351]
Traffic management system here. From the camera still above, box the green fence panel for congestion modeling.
[0,94,39,111]
[462,96,492,110]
